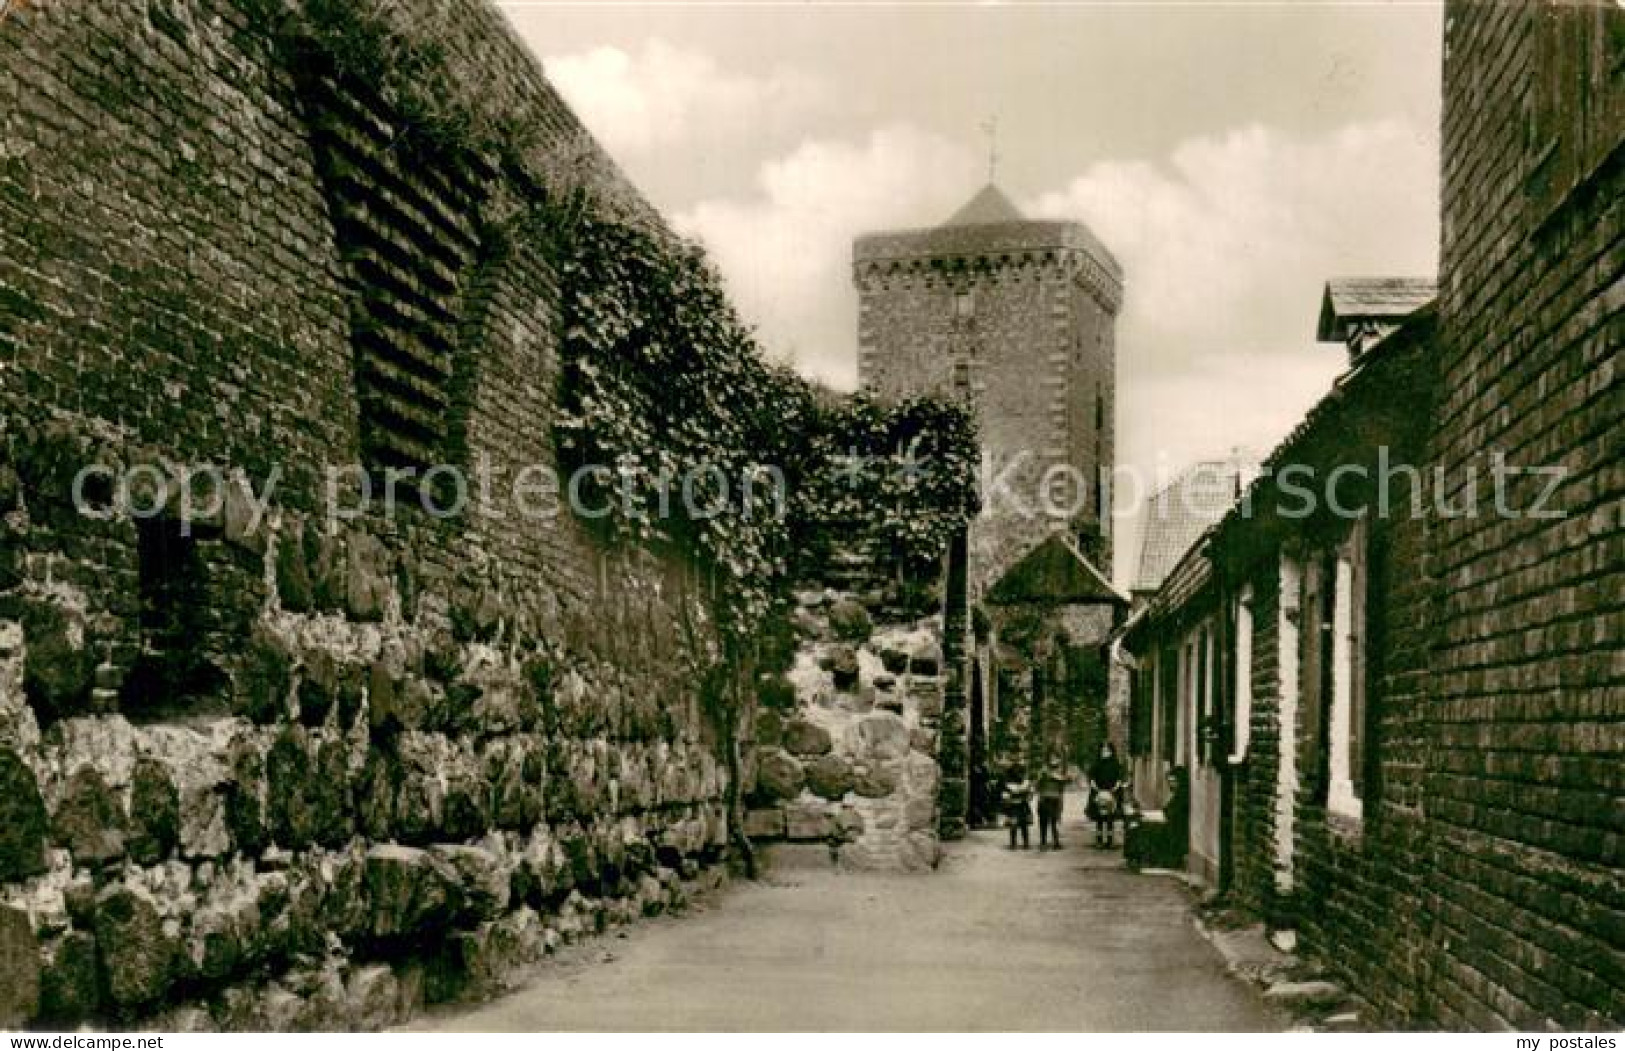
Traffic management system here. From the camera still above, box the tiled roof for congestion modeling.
[941,184,1025,227]
[986,532,1129,607]
[1133,458,1254,593]
[1317,277,1438,341]
[1121,528,1216,647]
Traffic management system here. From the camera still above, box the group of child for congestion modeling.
[998,743,1125,850]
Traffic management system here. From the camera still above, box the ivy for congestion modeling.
[263,0,626,208]
[791,393,981,582]
[545,200,978,642]
[265,0,505,158]
[258,0,979,643]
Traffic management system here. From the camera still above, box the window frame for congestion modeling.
[1326,515,1370,825]
[1231,584,1255,763]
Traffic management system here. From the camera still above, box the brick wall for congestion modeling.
[1427,1,1623,1028]
[0,0,734,1030]
[1228,558,1279,921]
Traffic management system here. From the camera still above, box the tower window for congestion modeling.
[955,292,975,318]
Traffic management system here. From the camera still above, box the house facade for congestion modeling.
[1122,534,1224,883]
[1122,460,1255,879]
[1120,2,1622,1028]
[1208,299,1441,997]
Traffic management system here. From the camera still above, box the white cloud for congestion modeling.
[544,39,832,159]
[1025,120,1439,578]
[675,125,982,387]
[674,118,1438,581]
[1028,120,1439,373]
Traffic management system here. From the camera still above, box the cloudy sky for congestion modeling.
[497,0,1443,581]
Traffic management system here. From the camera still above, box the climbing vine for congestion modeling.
[544,198,978,641]
[791,393,981,582]
[262,0,980,641]
[268,0,533,164]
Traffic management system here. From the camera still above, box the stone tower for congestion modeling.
[852,185,1124,583]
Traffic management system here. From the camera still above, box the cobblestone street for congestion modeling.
[417,793,1281,1032]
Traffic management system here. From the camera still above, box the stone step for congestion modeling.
[761,843,837,872]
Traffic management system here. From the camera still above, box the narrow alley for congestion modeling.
[416,793,1282,1032]
[1,0,1617,1034]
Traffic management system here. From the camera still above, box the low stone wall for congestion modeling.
[0,428,732,1030]
[744,592,943,872]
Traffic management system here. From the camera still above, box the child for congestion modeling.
[1036,757,1069,849]
[1087,743,1124,848]
[1001,765,1034,850]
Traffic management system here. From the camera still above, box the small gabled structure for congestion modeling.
[976,532,1129,787]
[985,532,1128,609]
[1316,277,1437,362]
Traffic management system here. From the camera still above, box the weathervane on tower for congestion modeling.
[981,116,1000,183]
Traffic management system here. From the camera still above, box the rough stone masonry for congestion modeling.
[745,587,948,871]
[0,0,741,1030]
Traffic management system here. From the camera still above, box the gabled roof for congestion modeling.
[1133,458,1254,593]
[985,533,1129,607]
[941,184,1025,227]
[1317,277,1438,342]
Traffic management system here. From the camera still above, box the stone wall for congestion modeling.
[0,0,734,1029]
[743,590,944,872]
[1428,1,1622,1028]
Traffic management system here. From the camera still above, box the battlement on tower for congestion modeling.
[853,221,1123,314]
[852,184,1124,586]
[855,219,1120,276]
[851,187,1122,314]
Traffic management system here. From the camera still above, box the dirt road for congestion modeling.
[415,797,1282,1031]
